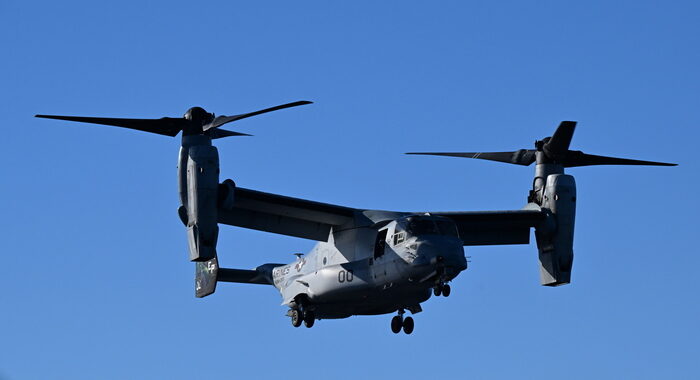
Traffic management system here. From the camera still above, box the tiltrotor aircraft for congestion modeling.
[36,102,675,334]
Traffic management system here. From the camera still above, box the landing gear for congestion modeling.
[391,316,402,333]
[290,309,302,328]
[390,309,415,335]
[290,307,316,328]
[433,283,451,298]
[303,310,315,328]
[403,317,414,334]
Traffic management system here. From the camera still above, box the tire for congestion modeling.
[433,286,442,297]
[304,311,315,328]
[291,309,302,327]
[442,284,451,297]
[403,316,414,334]
[391,316,402,334]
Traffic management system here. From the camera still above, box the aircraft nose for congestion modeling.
[411,237,465,269]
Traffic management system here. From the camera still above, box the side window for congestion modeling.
[374,229,388,259]
[393,232,405,245]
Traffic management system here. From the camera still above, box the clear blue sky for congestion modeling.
[2,1,698,379]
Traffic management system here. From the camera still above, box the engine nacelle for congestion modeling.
[185,144,220,262]
[535,174,576,286]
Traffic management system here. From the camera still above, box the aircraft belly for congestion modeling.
[302,259,432,318]
[279,252,464,318]
[313,284,432,319]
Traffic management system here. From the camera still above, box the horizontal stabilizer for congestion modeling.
[195,258,280,298]
[218,268,273,285]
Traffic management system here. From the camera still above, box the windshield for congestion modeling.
[407,218,438,235]
[436,220,459,237]
[405,217,459,237]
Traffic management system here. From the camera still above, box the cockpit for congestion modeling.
[373,215,463,263]
[397,215,459,238]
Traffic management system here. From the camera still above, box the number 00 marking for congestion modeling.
[338,270,354,283]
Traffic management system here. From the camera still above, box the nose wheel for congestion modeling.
[390,309,415,334]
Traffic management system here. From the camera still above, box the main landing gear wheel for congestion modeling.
[291,309,302,328]
[303,311,315,328]
[434,283,451,297]
[390,310,415,334]
[391,316,402,334]
[402,317,414,334]
[442,284,451,297]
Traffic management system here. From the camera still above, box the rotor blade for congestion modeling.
[546,121,577,154]
[406,150,536,166]
[563,151,677,167]
[35,114,186,137]
[207,100,313,130]
[208,128,252,139]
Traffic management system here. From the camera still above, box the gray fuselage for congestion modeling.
[270,215,467,319]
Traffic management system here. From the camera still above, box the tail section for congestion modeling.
[195,257,281,298]
[195,258,219,298]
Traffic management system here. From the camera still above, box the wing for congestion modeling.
[218,186,546,245]
[431,207,547,246]
[217,187,358,241]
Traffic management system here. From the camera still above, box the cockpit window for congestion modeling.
[404,217,459,238]
[407,218,439,235]
[436,220,459,237]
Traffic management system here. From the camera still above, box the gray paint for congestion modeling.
[36,108,676,333]
[536,174,576,286]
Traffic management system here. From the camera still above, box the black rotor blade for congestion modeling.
[208,128,252,139]
[563,151,677,167]
[207,100,313,130]
[35,114,186,137]
[545,121,577,154]
[406,150,536,166]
